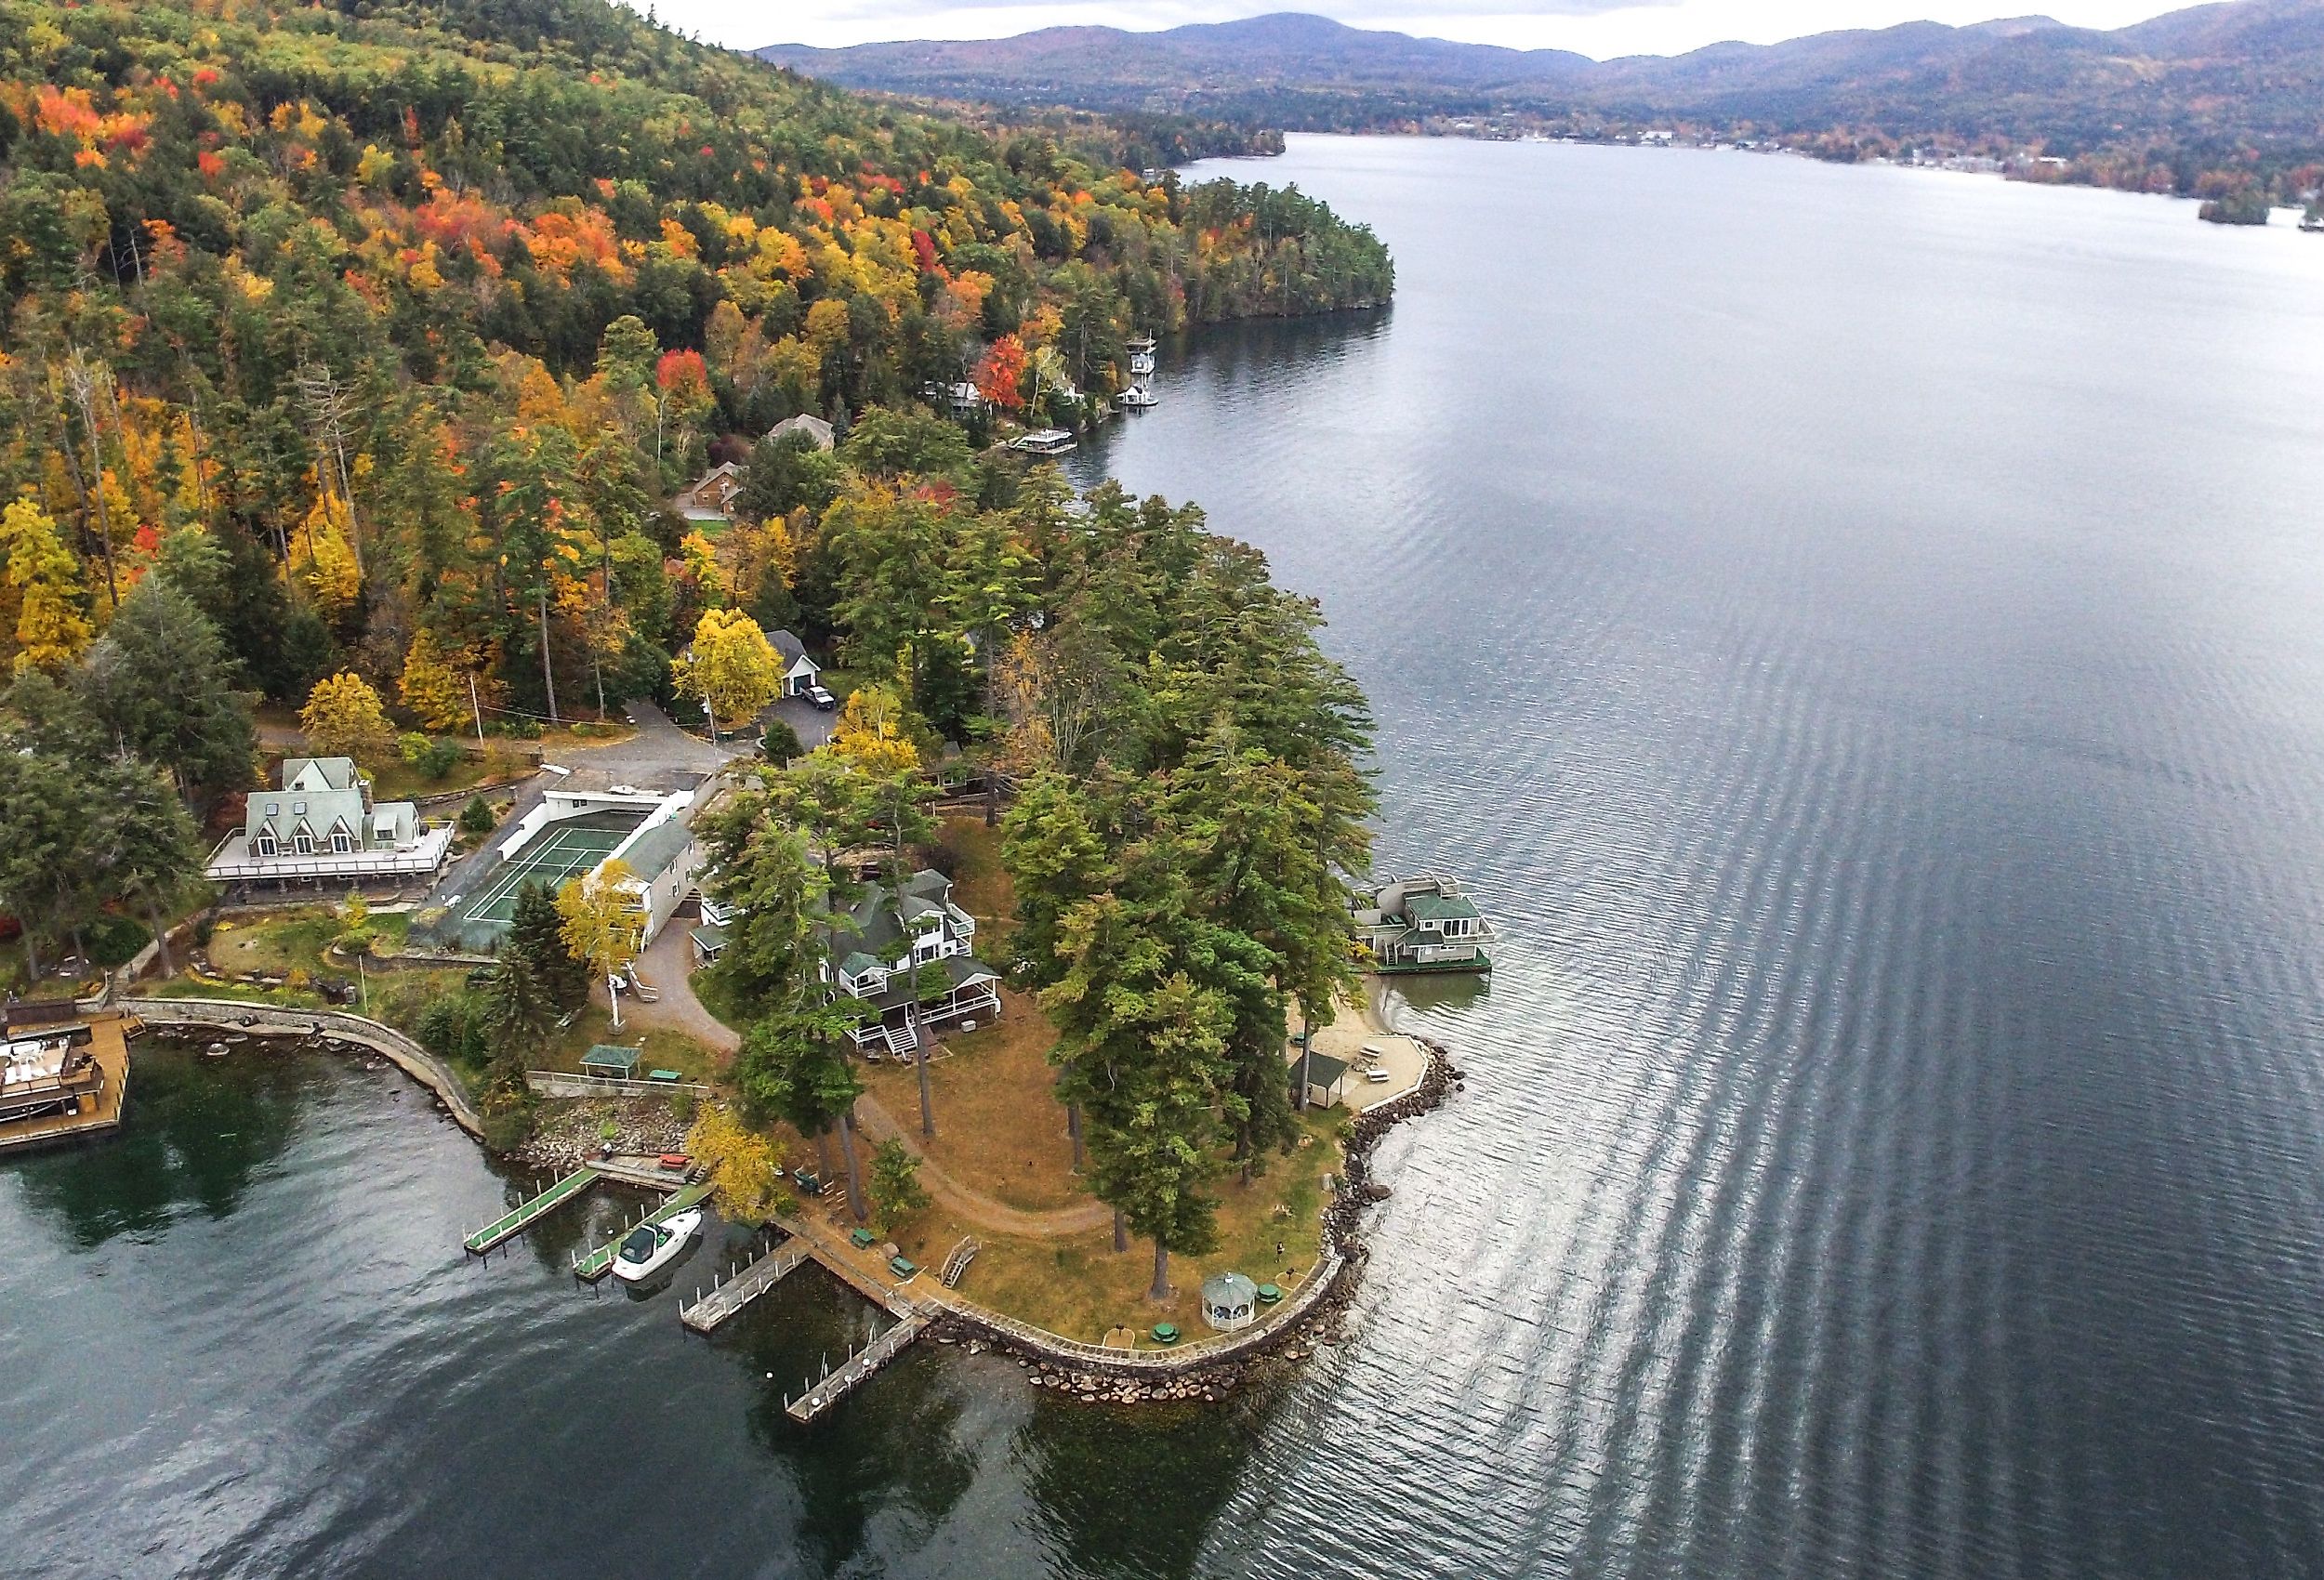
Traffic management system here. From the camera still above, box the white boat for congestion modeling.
[1117,386,1159,410]
[1010,428,1076,455]
[1129,352,1156,376]
[612,1206,703,1283]
[1126,335,1156,354]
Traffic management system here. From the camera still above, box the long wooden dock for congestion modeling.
[785,1310,931,1423]
[0,1011,131,1154]
[464,1166,600,1254]
[679,1234,813,1333]
[572,1181,715,1280]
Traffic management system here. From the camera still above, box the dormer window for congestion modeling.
[256,831,277,857]
[331,829,353,854]
[294,827,314,855]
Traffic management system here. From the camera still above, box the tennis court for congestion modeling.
[456,809,645,928]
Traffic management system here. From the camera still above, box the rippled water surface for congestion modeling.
[11,137,2324,1579]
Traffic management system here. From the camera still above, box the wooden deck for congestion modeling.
[784,1310,931,1423]
[0,1012,131,1154]
[679,1234,813,1333]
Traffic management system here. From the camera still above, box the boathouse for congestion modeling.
[1353,875,1496,973]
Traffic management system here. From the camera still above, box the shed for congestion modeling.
[1201,1271,1261,1332]
[1297,1051,1350,1110]
[580,1044,642,1080]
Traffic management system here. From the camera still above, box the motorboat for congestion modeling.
[1129,351,1155,376]
[1117,385,1159,410]
[612,1206,703,1283]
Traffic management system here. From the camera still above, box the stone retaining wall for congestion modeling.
[109,996,484,1138]
[524,1070,714,1100]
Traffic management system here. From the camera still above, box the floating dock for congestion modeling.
[572,1180,715,1280]
[785,1310,931,1423]
[464,1166,601,1255]
[680,1234,813,1333]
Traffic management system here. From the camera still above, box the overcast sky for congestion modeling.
[636,0,2188,60]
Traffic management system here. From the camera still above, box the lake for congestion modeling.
[11,136,2324,1578]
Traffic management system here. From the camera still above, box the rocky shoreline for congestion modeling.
[924,1034,1466,1405]
[520,1096,692,1170]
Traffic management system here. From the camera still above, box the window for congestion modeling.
[331,830,353,854]
[256,832,277,857]
[294,828,314,855]
[292,801,307,815]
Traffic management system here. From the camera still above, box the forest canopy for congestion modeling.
[0,0,1392,715]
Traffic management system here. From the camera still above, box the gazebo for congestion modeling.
[1297,1051,1350,1111]
[580,1044,642,1080]
[1200,1271,1261,1332]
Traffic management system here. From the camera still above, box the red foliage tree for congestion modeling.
[974,335,1027,411]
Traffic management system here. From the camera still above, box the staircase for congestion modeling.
[883,1020,920,1059]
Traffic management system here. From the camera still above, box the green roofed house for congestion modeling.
[819,869,1001,1060]
[1352,874,1496,974]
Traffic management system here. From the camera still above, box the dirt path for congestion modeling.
[624,926,1112,1240]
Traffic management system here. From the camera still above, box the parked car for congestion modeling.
[804,683,838,711]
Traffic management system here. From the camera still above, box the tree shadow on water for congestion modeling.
[8,1039,311,1248]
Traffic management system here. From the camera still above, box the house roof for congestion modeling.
[767,413,835,451]
[1404,891,1481,924]
[1301,1052,1351,1087]
[825,869,955,961]
[282,756,361,791]
[770,627,809,667]
[615,818,693,886]
[839,951,888,980]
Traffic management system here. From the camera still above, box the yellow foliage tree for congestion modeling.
[292,490,362,616]
[1,497,92,674]
[398,628,469,732]
[829,682,920,776]
[686,1104,792,1225]
[299,671,396,768]
[676,606,782,736]
[556,859,645,1027]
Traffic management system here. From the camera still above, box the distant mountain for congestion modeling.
[760,3,2324,182]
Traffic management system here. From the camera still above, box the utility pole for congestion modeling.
[469,672,485,746]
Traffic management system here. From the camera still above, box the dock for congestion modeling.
[784,1310,931,1423]
[679,1232,814,1333]
[0,1009,132,1154]
[464,1166,600,1254]
[571,1180,715,1280]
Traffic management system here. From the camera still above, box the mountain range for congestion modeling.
[759,3,2324,171]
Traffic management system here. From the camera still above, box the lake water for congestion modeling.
[11,137,2324,1578]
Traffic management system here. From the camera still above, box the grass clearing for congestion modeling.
[883,1105,1344,1344]
[859,986,1081,1211]
[538,1005,728,1086]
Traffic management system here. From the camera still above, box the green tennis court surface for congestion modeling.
[458,810,641,926]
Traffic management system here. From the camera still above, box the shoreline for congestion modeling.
[90,982,1462,1407]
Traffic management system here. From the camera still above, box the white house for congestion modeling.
[823,870,1001,1058]
[769,628,822,697]
[205,757,452,886]
[1352,874,1496,974]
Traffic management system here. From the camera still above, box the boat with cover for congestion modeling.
[612,1205,704,1283]
[1117,385,1159,409]
[1129,351,1155,376]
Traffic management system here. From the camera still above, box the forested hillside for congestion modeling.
[764,3,2324,207]
[0,0,1393,721]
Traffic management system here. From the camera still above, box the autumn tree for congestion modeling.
[398,628,469,733]
[299,672,396,770]
[687,1103,792,1224]
[556,859,645,1028]
[677,607,781,738]
[2,498,91,675]
[973,334,1028,410]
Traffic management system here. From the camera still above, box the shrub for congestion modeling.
[458,796,495,836]
[86,913,151,968]
[760,717,804,763]
[669,1088,696,1125]
[416,738,464,778]
[482,1102,535,1154]
[867,1139,930,1233]
[398,731,432,765]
